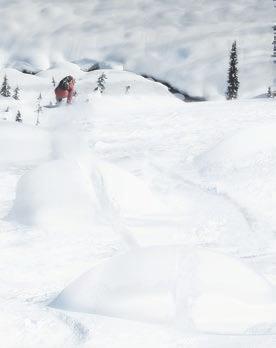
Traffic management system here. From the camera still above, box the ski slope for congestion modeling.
[0,62,276,347]
[0,0,274,98]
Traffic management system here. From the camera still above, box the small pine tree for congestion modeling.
[35,93,43,126]
[0,75,11,97]
[267,86,273,98]
[94,73,107,94]
[52,77,56,87]
[13,86,20,100]
[15,110,22,123]
[35,104,42,126]
[226,41,239,100]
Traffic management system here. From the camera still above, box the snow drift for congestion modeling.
[51,246,276,334]
[8,156,168,237]
[196,121,276,243]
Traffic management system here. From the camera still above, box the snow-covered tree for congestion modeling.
[52,76,56,87]
[35,93,43,126]
[0,75,11,97]
[13,86,20,100]
[226,41,239,100]
[94,73,107,94]
[15,110,22,123]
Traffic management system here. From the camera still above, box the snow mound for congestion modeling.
[51,246,276,333]
[9,159,101,231]
[80,69,173,99]
[0,121,51,165]
[8,154,167,239]
[37,61,85,81]
[196,122,276,243]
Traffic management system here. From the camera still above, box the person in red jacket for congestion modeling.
[55,76,76,104]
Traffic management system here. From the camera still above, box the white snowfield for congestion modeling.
[0,0,274,98]
[1,63,276,347]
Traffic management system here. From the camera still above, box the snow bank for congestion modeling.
[51,246,276,333]
[196,122,276,242]
[0,121,51,165]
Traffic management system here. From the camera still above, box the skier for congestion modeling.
[55,76,76,104]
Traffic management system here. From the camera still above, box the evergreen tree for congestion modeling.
[13,86,20,100]
[35,93,43,126]
[0,75,11,97]
[15,110,22,123]
[94,73,107,94]
[226,41,239,100]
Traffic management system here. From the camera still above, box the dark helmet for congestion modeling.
[58,75,75,90]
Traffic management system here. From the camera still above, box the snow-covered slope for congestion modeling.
[1,63,276,347]
[0,0,274,98]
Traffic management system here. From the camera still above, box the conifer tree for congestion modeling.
[35,93,43,126]
[0,75,11,97]
[15,110,22,123]
[267,86,273,98]
[226,41,239,100]
[13,86,20,100]
[94,73,107,94]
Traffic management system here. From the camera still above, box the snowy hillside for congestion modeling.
[0,0,274,98]
[0,61,276,347]
[1,1,276,346]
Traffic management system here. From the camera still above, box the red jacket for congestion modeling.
[55,80,75,103]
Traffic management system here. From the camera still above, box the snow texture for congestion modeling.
[0,0,274,98]
[1,61,276,347]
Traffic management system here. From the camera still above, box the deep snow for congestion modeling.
[1,63,276,347]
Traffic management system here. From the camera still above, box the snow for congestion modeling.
[1,61,276,347]
[0,0,274,98]
[51,246,276,334]
[0,121,51,165]
[196,119,276,245]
